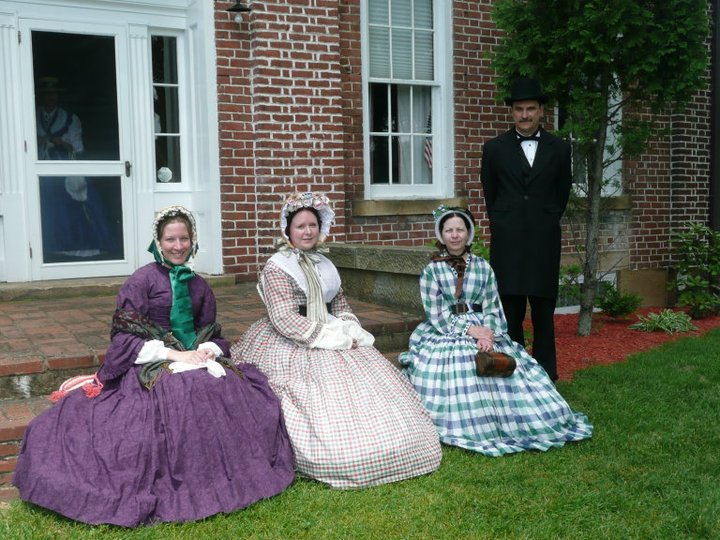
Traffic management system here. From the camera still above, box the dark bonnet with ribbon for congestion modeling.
[147,205,199,349]
[432,205,476,300]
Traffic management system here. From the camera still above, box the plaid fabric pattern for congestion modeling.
[231,263,441,488]
[399,255,592,456]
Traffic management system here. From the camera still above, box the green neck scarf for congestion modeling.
[148,241,197,349]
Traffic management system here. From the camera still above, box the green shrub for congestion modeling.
[629,309,698,334]
[557,263,582,306]
[669,222,720,318]
[470,236,490,260]
[594,284,642,319]
[428,236,490,260]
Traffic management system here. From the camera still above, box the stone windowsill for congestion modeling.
[352,197,467,217]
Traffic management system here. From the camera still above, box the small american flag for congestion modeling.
[423,113,432,169]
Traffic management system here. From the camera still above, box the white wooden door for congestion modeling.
[20,19,135,280]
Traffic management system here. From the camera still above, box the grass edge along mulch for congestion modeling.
[554,308,720,380]
[2,328,719,539]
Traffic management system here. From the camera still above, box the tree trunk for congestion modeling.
[576,96,609,336]
[576,168,601,336]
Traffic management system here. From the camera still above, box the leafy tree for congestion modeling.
[490,0,710,335]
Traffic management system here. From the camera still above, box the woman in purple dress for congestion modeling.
[13,206,295,527]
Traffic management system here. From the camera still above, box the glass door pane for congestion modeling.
[39,176,124,263]
[32,31,119,161]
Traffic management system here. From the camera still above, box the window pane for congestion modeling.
[155,136,182,183]
[414,0,433,29]
[33,31,119,161]
[370,136,390,184]
[412,86,432,132]
[369,27,390,78]
[152,36,178,84]
[415,30,434,80]
[415,135,432,183]
[369,0,389,24]
[39,175,124,263]
[391,0,411,27]
[370,83,389,132]
[154,86,180,133]
[391,28,412,79]
[397,134,412,184]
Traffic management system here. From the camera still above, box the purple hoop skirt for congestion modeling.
[13,362,295,527]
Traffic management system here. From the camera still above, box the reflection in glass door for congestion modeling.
[31,30,125,264]
[39,176,124,263]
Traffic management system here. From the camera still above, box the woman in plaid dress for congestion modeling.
[231,192,441,488]
[399,206,592,455]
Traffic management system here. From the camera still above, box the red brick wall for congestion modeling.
[215,0,713,279]
[216,0,348,279]
[453,1,502,240]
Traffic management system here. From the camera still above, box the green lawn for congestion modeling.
[2,329,719,539]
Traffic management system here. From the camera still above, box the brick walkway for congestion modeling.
[0,282,422,500]
[0,282,420,381]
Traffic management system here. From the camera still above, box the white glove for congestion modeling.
[168,359,226,378]
[341,319,375,347]
[309,318,353,350]
[197,341,224,358]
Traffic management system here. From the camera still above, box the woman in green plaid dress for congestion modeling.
[400,206,592,455]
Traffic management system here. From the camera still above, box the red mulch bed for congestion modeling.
[550,308,720,381]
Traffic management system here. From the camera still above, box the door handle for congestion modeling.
[125,161,132,177]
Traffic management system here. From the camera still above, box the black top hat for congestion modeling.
[504,78,548,105]
[36,76,65,94]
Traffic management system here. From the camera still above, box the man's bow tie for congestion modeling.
[516,131,540,143]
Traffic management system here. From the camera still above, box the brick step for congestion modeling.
[0,396,53,495]
[0,356,102,401]
[0,320,416,401]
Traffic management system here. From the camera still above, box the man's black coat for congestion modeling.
[480,127,572,300]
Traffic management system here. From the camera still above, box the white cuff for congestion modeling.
[135,339,170,364]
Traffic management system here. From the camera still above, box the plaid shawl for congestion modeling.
[111,309,241,389]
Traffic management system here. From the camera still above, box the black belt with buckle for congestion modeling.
[298,303,332,316]
[450,303,483,314]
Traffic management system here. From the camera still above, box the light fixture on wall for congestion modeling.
[227,1,252,23]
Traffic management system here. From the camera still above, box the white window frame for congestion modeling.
[559,87,624,198]
[149,30,190,190]
[361,0,453,200]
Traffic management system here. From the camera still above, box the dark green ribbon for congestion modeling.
[148,241,197,349]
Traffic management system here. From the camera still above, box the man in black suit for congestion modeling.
[480,78,572,382]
